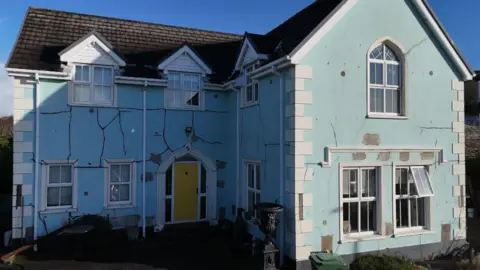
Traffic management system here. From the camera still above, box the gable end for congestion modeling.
[158,45,212,75]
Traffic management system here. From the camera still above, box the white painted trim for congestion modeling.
[40,160,79,215]
[158,45,212,74]
[156,147,217,229]
[242,159,262,222]
[320,146,445,167]
[249,56,291,78]
[234,38,260,71]
[59,33,126,67]
[103,159,137,209]
[289,0,357,64]
[69,65,117,107]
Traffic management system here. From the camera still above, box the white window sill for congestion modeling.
[104,204,136,210]
[241,102,259,108]
[40,208,78,214]
[340,234,388,243]
[367,114,408,120]
[393,229,435,238]
[68,102,117,108]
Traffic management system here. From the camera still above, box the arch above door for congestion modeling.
[155,146,217,231]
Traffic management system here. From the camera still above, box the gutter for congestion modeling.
[5,68,70,81]
[272,66,285,266]
[33,73,40,248]
[142,81,147,239]
[235,86,240,216]
[249,56,291,79]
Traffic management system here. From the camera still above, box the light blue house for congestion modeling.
[5,0,473,268]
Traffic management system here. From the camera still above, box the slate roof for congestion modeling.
[6,0,474,82]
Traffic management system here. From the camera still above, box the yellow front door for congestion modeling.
[173,163,198,221]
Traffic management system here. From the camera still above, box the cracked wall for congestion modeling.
[14,79,236,237]
[299,0,465,260]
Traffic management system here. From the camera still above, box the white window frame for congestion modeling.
[103,159,136,209]
[392,163,434,235]
[70,64,116,107]
[164,71,204,110]
[40,160,78,213]
[244,160,261,221]
[367,39,406,119]
[242,62,259,107]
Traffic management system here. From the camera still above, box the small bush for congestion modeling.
[350,254,416,270]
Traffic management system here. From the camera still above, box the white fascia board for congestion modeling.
[157,45,212,74]
[234,38,260,71]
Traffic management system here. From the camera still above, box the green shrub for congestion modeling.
[350,254,416,270]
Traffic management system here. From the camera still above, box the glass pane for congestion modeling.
[387,64,399,86]
[361,201,376,232]
[73,85,90,103]
[165,198,172,222]
[110,165,120,183]
[246,85,253,102]
[201,165,206,194]
[191,75,199,90]
[94,86,113,103]
[385,89,399,113]
[82,66,90,82]
[248,190,254,218]
[410,198,426,227]
[361,169,376,197]
[255,164,261,190]
[186,92,199,106]
[60,166,72,183]
[200,196,206,219]
[370,63,383,85]
[120,164,130,182]
[370,88,384,113]
[349,169,358,198]
[345,202,359,233]
[75,66,83,81]
[248,164,254,188]
[94,67,103,84]
[396,199,409,228]
[395,168,408,195]
[47,187,60,206]
[49,166,61,184]
[60,187,72,206]
[411,167,433,196]
[119,184,130,201]
[342,170,350,198]
[385,45,399,61]
[110,184,119,201]
[103,68,113,85]
[255,192,261,218]
[166,166,172,196]
[254,83,259,101]
[369,45,384,59]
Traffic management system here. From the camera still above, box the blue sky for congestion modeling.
[0,0,478,115]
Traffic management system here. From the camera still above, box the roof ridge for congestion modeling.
[27,6,244,38]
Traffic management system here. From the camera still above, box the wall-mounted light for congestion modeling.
[185,127,192,137]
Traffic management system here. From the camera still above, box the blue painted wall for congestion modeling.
[300,0,462,255]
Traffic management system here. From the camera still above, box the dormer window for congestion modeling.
[165,71,203,109]
[71,64,115,106]
[243,63,259,106]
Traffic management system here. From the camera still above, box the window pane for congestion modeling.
[75,66,83,81]
[385,89,399,113]
[168,73,181,89]
[395,168,408,195]
[343,169,358,198]
[73,85,90,103]
[369,88,384,113]
[191,75,199,90]
[248,190,254,218]
[60,166,72,183]
[110,184,119,201]
[411,167,433,196]
[246,85,253,102]
[120,164,130,183]
[387,64,399,86]
[82,66,90,82]
[94,86,113,103]
[47,187,60,206]
[396,198,409,228]
[49,166,61,184]
[410,198,426,227]
[343,202,358,233]
[60,187,72,206]
[349,169,358,198]
[342,170,350,198]
[248,164,254,188]
[200,196,206,219]
[254,83,259,101]
[166,166,172,196]
[361,201,376,232]
[369,45,384,60]
[103,68,113,85]
[255,165,261,190]
[110,165,121,183]
[361,169,376,197]
[185,91,199,106]
[165,198,172,222]
[385,45,399,61]
[119,184,130,201]
[200,165,206,194]
[94,67,103,84]
[370,63,383,85]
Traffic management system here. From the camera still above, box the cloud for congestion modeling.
[0,63,14,117]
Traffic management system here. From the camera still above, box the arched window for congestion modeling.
[368,43,402,115]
